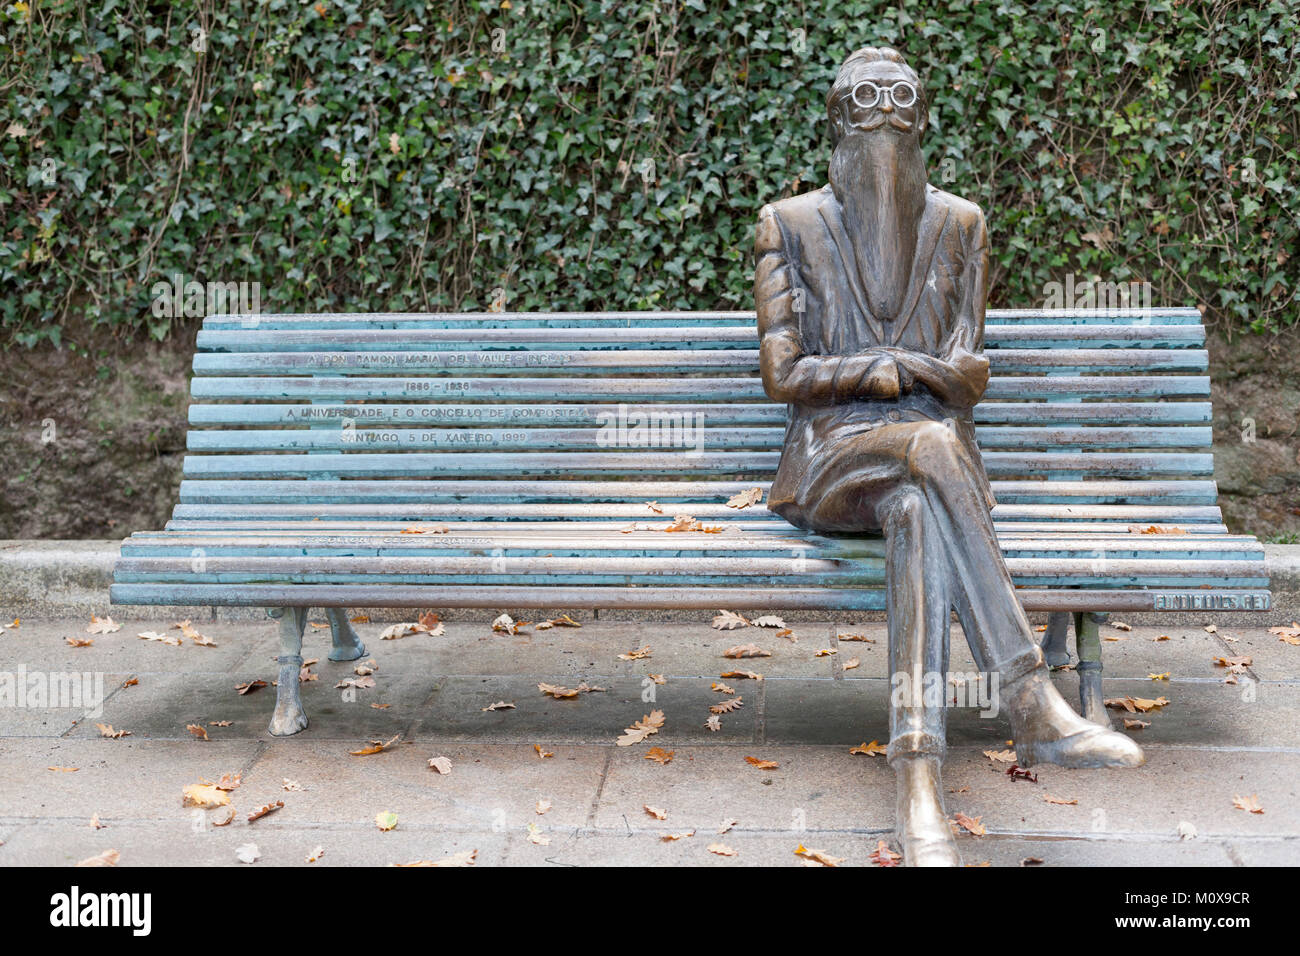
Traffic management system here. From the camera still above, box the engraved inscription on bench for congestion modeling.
[1152,591,1271,611]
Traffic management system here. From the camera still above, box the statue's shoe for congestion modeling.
[1003,662,1144,769]
[895,756,962,867]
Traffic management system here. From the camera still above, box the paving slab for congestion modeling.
[0,818,501,867]
[240,741,607,829]
[411,675,761,745]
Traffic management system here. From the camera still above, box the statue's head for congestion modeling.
[826,47,928,149]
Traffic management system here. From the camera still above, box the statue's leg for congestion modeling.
[901,422,1142,770]
[267,606,309,736]
[1041,611,1072,668]
[1073,611,1112,726]
[880,489,961,868]
[325,608,368,662]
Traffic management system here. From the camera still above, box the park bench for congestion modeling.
[110,307,1271,727]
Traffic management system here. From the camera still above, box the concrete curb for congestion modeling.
[2,539,1297,625]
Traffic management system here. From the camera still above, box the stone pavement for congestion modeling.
[0,612,1296,867]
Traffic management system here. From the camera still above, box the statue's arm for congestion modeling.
[879,210,991,408]
[755,204,901,404]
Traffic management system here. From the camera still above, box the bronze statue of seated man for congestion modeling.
[755,46,1143,866]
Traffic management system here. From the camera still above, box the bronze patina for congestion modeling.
[755,47,1144,866]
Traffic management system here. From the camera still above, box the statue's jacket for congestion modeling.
[755,183,996,531]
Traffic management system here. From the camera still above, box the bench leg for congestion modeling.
[267,607,310,737]
[1073,611,1112,727]
[326,608,368,662]
[1040,611,1072,668]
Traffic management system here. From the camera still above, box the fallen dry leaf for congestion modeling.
[707,843,737,857]
[527,822,550,845]
[536,799,552,815]
[86,615,121,635]
[138,631,181,646]
[1104,695,1170,713]
[984,749,1017,764]
[306,846,324,863]
[661,831,695,842]
[186,724,209,741]
[235,679,268,695]
[795,844,844,867]
[48,766,78,772]
[724,643,771,659]
[850,740,887,757]
[712,609,750,630]
[428,756,453,775]
[710,696,744,715]
[953,812,987,836]
[392,850,478,867]
[744,755,779,770]
[719,669,763,681]
[1232,794,1264,814]
[838,633,876,643]
[400,524,450,534]
[644,746,674,765]
[1204,624,1218,634]
[535,614,583,630]
[75,849,120,867]
[65,637,93,647]
[712,680,736,695]
[1268,622,1300,645]
[491,613,528,635]
[282,779,304,792]
[869,840,902,867]
[235,843,260,864]
[1123,718,1151,730]
[814,648,837,657]
[336,675,376,690]
[751,614,786,628]
[616,710,665,747]
[705,715,722,732]
[349,733,401,756]
[538,682,580,699]
[1044,793,1079,805]
[725,487,764,509]
[618,645,652,661]
[643,804,668,820]
[534,744,554,759]
[215,773,242,790]
[1111,621,1133,632]
[843,658,860,670]
[1148,672,1170,681]
[481,700,516,712]
[1006,765,1038,783]
[247,799,284,823]
[182,784,230,809]
[375,811,399,831]
[95,723,130,739]
[89,813,104,829]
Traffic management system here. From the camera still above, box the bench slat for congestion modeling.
[176,478,1222,506]
[180,450,1215,478]
[184,425,1212,453]
[189,375,1211,401]
[107,583,1269,613]
[196,307,1205,331]
[194,324,1206,352]
[166,502,1228,523]
[191,348,1209,375]
[186,401,1213,427]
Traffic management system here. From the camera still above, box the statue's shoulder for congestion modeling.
[760,185,832,230]
[926,184,985,230]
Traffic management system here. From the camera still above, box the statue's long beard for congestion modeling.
[829,130,928,321]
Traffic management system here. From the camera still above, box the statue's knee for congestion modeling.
[905,422,960,477]
[881,488,925,533]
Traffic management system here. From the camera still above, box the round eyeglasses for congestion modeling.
[850,79,918,110]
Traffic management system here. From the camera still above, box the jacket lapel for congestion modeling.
[817,191,885,347]
[890,189,949,345]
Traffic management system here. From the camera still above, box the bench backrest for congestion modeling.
[176,308,1219,532]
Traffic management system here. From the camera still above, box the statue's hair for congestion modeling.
[826,47,927,147]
